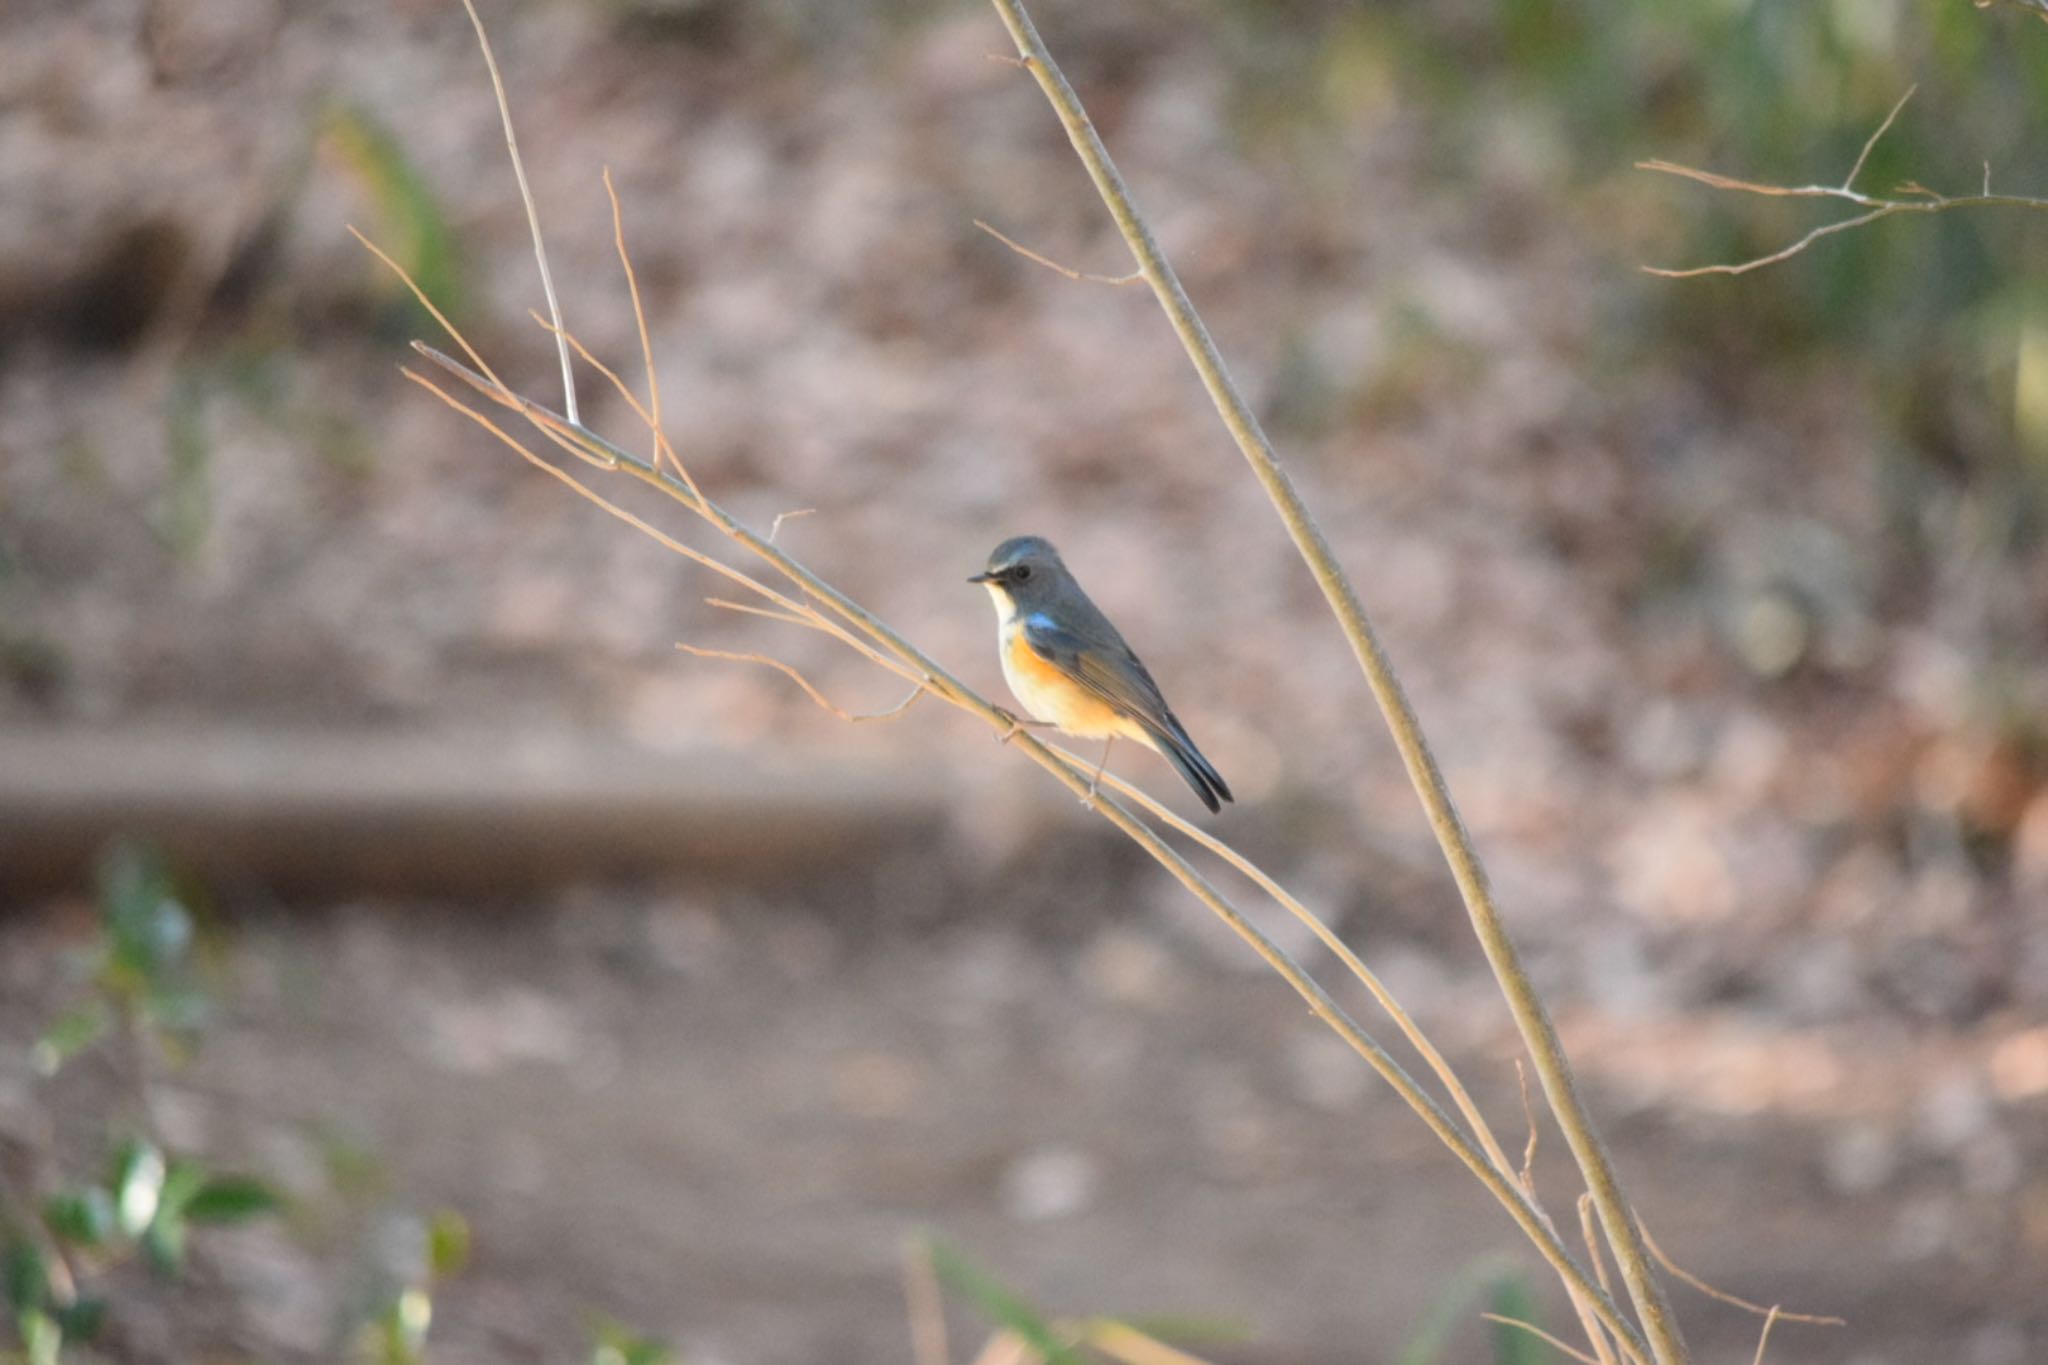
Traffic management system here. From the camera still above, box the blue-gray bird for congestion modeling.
[969,535,1232,813]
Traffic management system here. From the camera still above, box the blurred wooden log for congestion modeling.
[0,726,948,897]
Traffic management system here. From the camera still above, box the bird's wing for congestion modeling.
[1019,613,1175,734]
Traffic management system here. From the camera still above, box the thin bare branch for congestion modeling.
[531,312,709,502]
[706,596,825,630]
[1635,160,1869,201]
[1515,1058,1540,1192]
[769,508,817,543]
[1043,743,1639,1365]
[458,0,576,424]
[1581,1194,1616,1305]
[1051,742,1520,1174]
[1749,1307,1783,1365]
[677,643,926,723]
[1638,1223,1844,1328]
[401,368,815,627]
[1639,85,2048,278]
[1643,206,1902,279]
[1480,1314,1602,1365]
[1571,1194,1622,1365]
[348,227,507,395]
[974,219,1142,286]
[1844,86,1915,191]
[402,342,933,689]
[602,164,677,490]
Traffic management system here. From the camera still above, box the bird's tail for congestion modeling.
[1141,718,1232,814]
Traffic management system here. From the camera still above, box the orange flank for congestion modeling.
[1001,627,1133,739]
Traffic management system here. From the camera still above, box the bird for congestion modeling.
[969,535,1232,813]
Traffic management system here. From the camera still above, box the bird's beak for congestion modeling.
[966,571,997,584]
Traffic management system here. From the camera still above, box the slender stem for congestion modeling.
[459,0,577,424]
[982,5,1687,1362]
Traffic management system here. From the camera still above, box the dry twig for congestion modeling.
[1481,1313,1603,1365]
[675,643,926,723]
[1749,1307,1783,1365]
[1515,1057,1540,1193]
[1638,87,2048,278]
[973,219,1142,285]
[458,0,576,422]
[769,508,816,543]
[1638,1222,1844,1328]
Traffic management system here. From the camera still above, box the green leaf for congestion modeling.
[1394,1255,1519,1365]
[18,1305,59,1365]
[923,1239,1088,1365]
[323,103,468,332]
[183,1175,282,1225]
[111,1138,167,1239]
[426,1209,470,1279]
[141,1209,187,1276]
[145,1159,208,1270]
[589,1315,675,1365]
[31,1004,109,1076]
[1487,1276,1546,1365]
[42,1188,117,1248]
[96,842,193,982]
[159,369,212,560]
[3,1241,47,1316]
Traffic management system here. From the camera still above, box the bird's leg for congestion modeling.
[993,708,1055,744]
[1085,736,1115,802]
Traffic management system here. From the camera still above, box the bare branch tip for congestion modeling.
[675,642,926,723]
[973,218,1141,286]
[1750,1306,1784,1365]
[1479,1314,1601,1365]
[768,508,818,544]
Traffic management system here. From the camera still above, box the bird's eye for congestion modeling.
[1012,564,1032,582]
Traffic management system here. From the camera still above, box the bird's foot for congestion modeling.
[993,709,1053,744]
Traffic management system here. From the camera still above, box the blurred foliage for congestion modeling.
[925,1238,1549,1365]
[33,842,213,1077]
[1394,1255,1547,1365]
[5,843,282,1364]
[923,1238,1259,1365]
[4,843,681,1365]
[352,1208,469,1365]
[589,1315,677,1365]
[927,1239,1091,1365]
[158,370,212,562]
[323,102,468,336]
